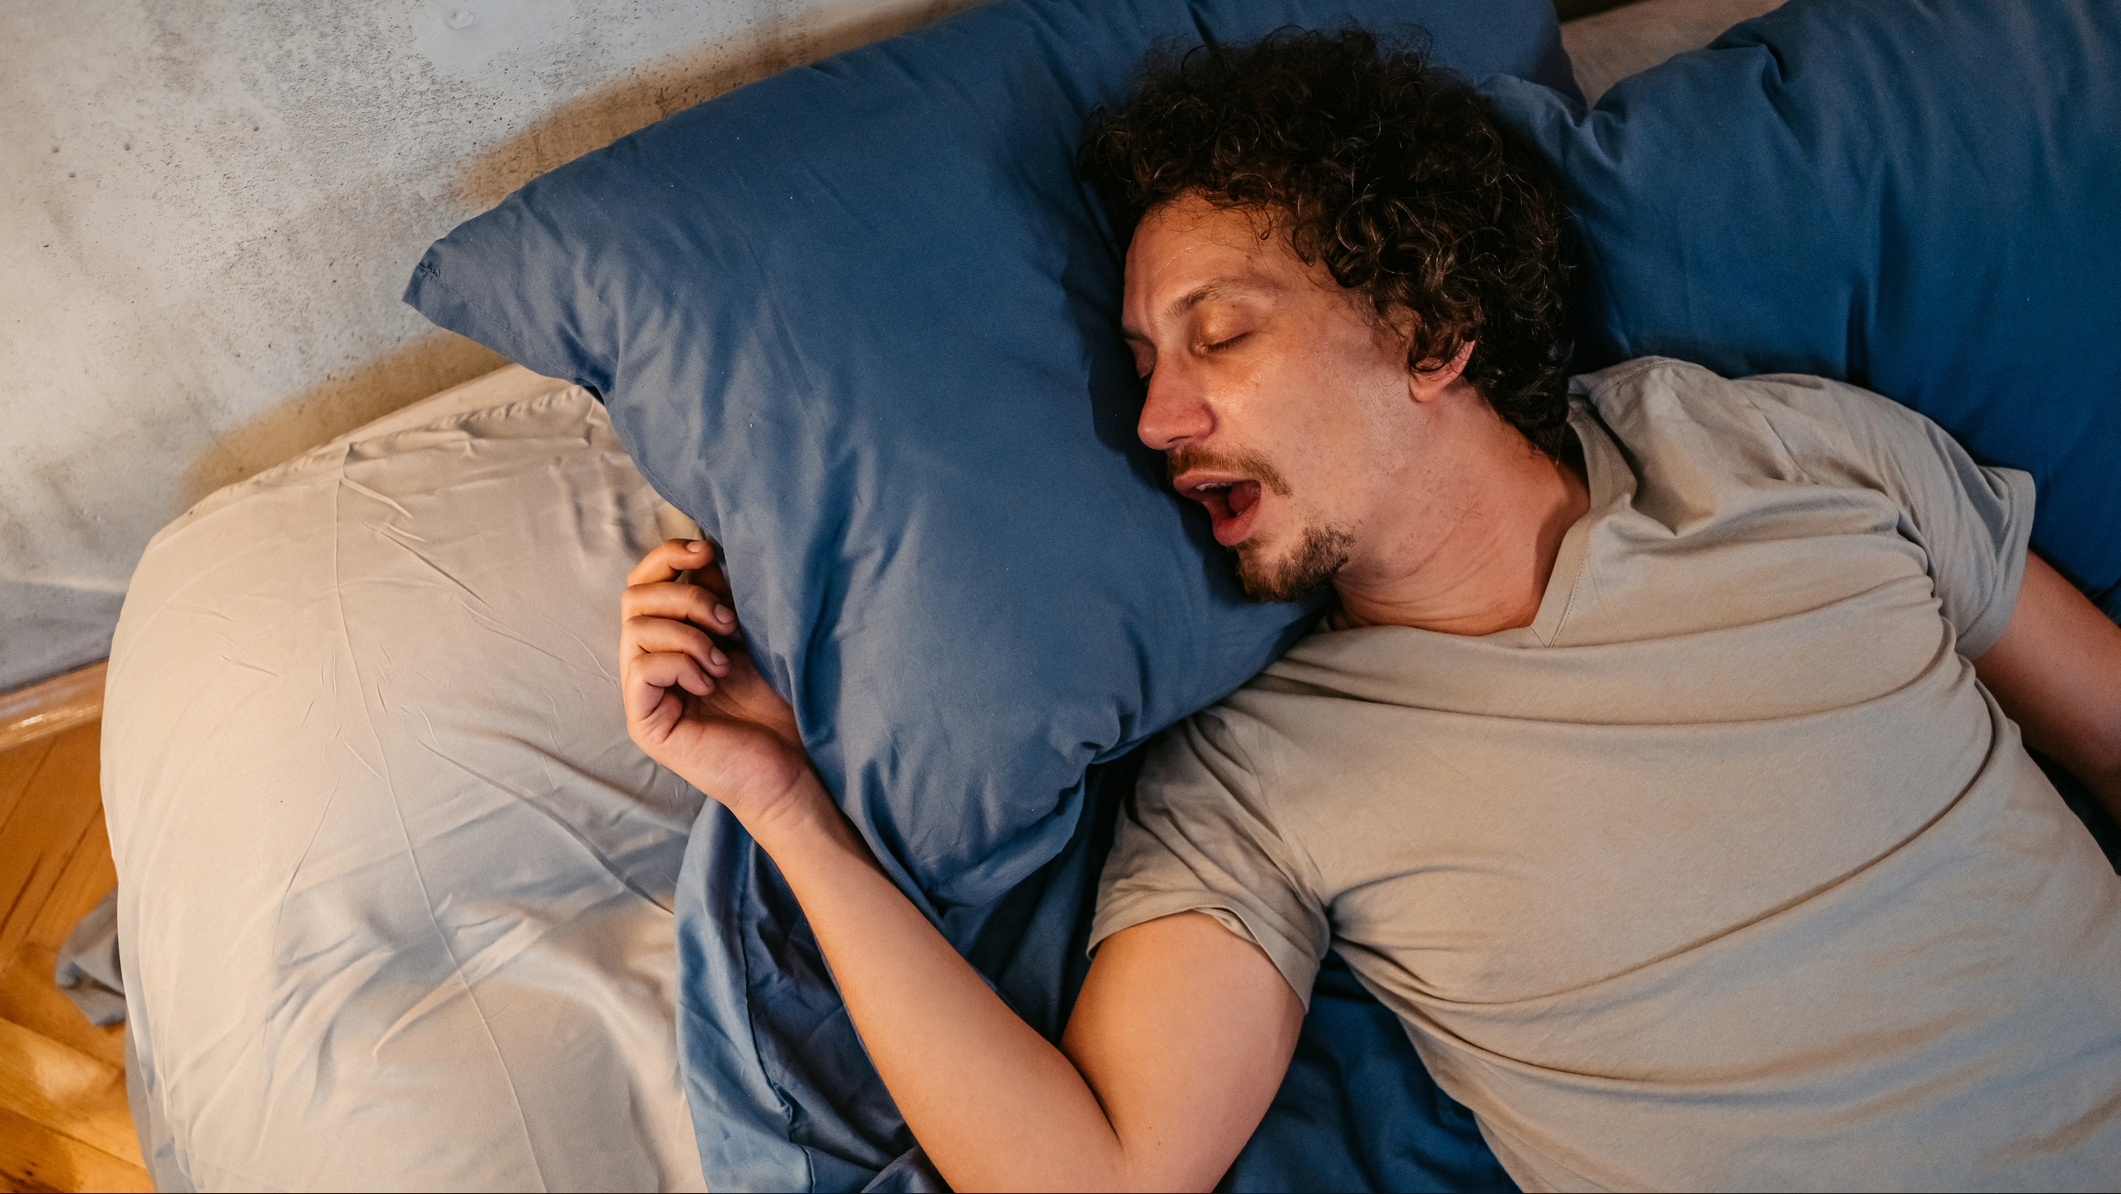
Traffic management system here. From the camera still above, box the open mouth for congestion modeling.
[1177,476,1264,547]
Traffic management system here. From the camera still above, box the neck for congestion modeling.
[1333,405,1587,637]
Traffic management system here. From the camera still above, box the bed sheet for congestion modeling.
[103,367,710,1191]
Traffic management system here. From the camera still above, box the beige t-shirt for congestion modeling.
[1093,357,2121,1191]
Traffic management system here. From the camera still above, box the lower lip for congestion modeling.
[1212,492,1261,547]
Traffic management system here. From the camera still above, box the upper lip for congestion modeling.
[1172,470,1251,501]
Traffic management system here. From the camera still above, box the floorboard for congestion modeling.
[0,1101,147,1194]
[0,723,149,1192]
[0,743,51,846]
[0,728,103,969]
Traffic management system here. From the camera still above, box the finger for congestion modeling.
[625,615,731,674]
[649,536,736,605]
[622,580,739,633]
[684,552,736,605]
[624,651,714,722]
[629,686,682,745]
[622,581,739,634]
[627,538,716,587]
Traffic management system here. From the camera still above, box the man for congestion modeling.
[618,31,2121,1191]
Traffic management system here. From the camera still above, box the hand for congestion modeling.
[621,539,820,829]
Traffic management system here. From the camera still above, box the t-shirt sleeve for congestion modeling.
[1742,375,2036,658]
[1090,708,1329,1007]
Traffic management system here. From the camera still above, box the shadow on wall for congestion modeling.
[182,332,508,506]
[184,0,982,510]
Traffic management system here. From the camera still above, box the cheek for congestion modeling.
[1279,394,1403,521]
[1320,345,1418,464]
[1223,321,1404,489]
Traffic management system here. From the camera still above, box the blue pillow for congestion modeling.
[409,3,1571,1188]
[407,0,1573,913]
[1482,0,2121,619]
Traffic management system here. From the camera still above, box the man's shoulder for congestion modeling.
[1571,355,1941,491]
[1576,354,1935,445]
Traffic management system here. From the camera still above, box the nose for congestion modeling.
[1136,365,1215,452]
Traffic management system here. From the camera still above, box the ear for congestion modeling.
[1408,340,1476,404]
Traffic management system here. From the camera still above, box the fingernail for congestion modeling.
[688,539,707,552]
[710,648,728,667]
[715,605,735,624]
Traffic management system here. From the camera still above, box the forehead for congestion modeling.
[1122,198,1292,316]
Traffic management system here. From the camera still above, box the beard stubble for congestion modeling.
[1164,447,1351,604]
[1236,520,1352,604]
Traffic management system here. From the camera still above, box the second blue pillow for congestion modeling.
[1484,0,2121,618]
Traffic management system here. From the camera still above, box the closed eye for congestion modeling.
[1127,344,1156,381]
[1203,332,1250,353]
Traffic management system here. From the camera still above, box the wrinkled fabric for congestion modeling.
[103,368,710,1192]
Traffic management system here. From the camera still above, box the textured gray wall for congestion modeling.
[0,0,970,692]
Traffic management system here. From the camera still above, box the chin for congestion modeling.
[1235,523,1353,604]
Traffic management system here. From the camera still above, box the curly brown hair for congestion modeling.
[1079,28,1575,455]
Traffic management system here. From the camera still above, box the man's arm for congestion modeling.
[767,798,1302,1191]
[619,539,1304,1192]
[1974,551,2121,818]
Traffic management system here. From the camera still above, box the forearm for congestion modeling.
[620,540,1262,1189]
[623,542,1289,1190]
[744,784,1139,1192]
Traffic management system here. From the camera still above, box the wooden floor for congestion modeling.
[0,723,150,1192]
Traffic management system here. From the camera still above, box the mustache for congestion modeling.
[1164,445,1294,498]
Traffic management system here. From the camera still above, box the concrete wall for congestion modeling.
[0,0,972,692]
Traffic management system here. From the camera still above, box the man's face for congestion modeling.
[1121,194,1420,602]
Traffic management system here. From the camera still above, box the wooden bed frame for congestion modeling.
[0,664,106,756]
